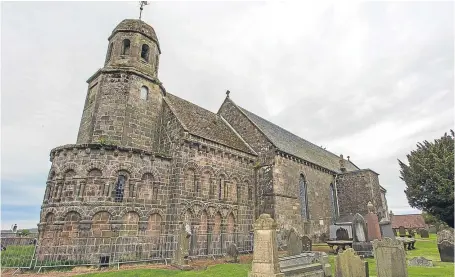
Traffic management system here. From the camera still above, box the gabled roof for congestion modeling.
[230,100,359,173]
[164,93,256,155]
[392,214,426,229]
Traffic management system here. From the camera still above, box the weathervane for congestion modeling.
[139,1,150,21]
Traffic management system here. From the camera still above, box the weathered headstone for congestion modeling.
[319,232,329,243]
[352,214,367,242]
[248,214,284,277]
[372,237,408,277]
[301,235,312,252]
[365,212,381,241]
[398,226,406,237]
[408,229,415,237]
[336,227,349,240]
[408,256,433,267]
[227,243,239,263]
[428,226,437,234]
[393,228,397,236]
[437,228,454,262]
[279,251,332,277]
[335,248,366,277]
[379,220,395,240]
[420,229,429,238]
[173,222,192,266]
[287,229,302,256]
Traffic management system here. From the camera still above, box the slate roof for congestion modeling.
[164,93,256,155]
[391,214,427,229]
[237,105,359,173]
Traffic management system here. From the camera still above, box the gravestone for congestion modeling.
[335,248,366,277]
[302,236,312,252]
[393,229,397,236]
[398,226,406,237]
[379,220,395,240]
[437,228,454,262]
[287,229,303,256]
[352,214,367,242]
[248,214,284,277]
[319,232,329,243]
[372,237,408,277]
[408,256,433,267]
[428,226,437,234]
[352,213,373,257]
[227,243,239,263]
[336,227,349,240]
[279,251,332,277]
[408,229,415,237]
[420,229,429,238]
[365,212,381,241]
[173,222,192,266]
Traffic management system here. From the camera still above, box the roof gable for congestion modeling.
[164,93,256,155]
[392,214,426,229]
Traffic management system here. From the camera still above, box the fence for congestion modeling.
[1,232,253,271]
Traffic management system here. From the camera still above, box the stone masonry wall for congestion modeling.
[273,154,335,242]
[336,169,384,218]
[38,144,171,262]
[76,71,164,151]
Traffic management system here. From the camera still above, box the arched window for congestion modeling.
[122,39,131,55]
[140,86,148,100]
[141,44,150,62]
[106,42,113,62]
[330,183,338,222]
[299,174,309,220]
[114,174,126,202]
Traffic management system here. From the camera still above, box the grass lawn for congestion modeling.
[77,233,453,277]
[0,245,35,268]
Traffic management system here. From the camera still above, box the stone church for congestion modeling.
[37,18,389,262]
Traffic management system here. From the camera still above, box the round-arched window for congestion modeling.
[140,86,149,100]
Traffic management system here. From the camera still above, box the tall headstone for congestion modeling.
[335,248,367,277]
[173,222,192,266]
[365,213,381,241]
[248,214,284,277]
[372,237,408,277]
[352,214,367,242]
[352,213,373,257]
[287,229,302,256]
[398,226,406,237]
[437,228,454,262]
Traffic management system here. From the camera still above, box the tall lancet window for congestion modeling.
[299,174,309,221]
[329,183,338,222]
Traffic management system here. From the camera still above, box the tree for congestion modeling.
[398,130,454,227]
[18,229,30,237]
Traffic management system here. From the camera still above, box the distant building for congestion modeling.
[391,214,426,229]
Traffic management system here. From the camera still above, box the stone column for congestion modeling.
[44,181,52,201]
[56,181,64,201]
[248,214,284,277]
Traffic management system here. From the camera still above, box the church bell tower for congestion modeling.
[76,19,165,151]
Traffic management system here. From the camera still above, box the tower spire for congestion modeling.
[139,1,149,20]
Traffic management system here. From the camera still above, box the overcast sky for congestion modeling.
[1,1,453,229]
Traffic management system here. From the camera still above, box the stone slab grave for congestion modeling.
[437,228,454,262]
[352,213,373,257]
[335,248,368,277]
[408,256,433,267]
[372,237,408,277]
[419,229,429,238]
[279,252,332,277]
[248,214,284,277]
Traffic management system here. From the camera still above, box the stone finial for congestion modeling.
[367,202,374,213]
[226,90,230,98]
[347,156,350,161]
[254,214,277,230]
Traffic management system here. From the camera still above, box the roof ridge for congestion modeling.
[237,104,356,166]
